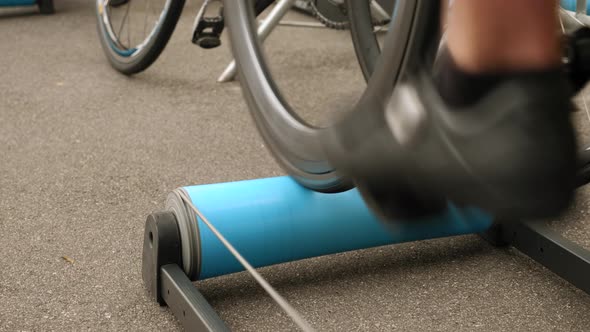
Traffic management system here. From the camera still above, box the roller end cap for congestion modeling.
[142,211,182,305]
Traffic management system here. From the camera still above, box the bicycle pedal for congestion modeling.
[192,0,225,49]
[196,35,221,49]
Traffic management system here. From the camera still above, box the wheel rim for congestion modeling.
[97,0,172,59]
[347,0,383,81]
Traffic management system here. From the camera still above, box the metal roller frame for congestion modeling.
[143,187,590,331]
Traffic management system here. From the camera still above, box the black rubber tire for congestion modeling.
[96,0,185,75]
[37,0,54,14]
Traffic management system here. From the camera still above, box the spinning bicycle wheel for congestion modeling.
[224,0,440,193]
[95,0,185,75]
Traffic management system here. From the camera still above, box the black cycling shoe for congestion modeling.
[321,68,577,222]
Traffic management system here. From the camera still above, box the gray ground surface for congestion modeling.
[1,1,590,331]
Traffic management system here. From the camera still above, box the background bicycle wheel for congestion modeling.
[95,0,185,75]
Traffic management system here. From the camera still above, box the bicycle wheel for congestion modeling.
[223,0,437,193]
[96,0,185,75]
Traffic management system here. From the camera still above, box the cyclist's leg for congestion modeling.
[438,0,561,107]
[429,0,576,218]
[322,0,577,222]
[447,0,560,73]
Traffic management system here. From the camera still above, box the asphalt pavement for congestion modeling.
[1,1,590,331]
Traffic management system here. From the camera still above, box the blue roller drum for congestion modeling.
[561,0,590,13]
[0,0,53,14]
[166,176,494,281]
[0,0,36,6]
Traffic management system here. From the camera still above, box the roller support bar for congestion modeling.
[144,177,590,331]
[489,221,590,295]
[142,211,229,331]
[161,264,229,332]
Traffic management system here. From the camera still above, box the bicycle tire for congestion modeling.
[95,0,185,75]
[223,0,433,193]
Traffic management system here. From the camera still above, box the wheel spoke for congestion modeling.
[127,1,131,48]
[105,0,172,52]
[144,0,151,41]
[116,2,131,47]
[151,0,159,18]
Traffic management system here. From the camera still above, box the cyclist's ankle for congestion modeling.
[445,41,561,74]
[445,0,561,74]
